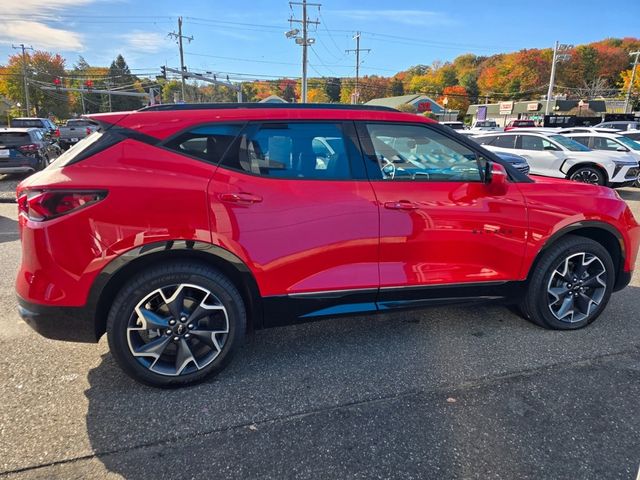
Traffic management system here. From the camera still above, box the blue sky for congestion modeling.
[1,0,639,81]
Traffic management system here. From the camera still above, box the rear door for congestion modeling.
[516,134,565,177]
[208,121,380,323]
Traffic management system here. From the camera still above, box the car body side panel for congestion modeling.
[16,139,215,307]
[517,177,640,276]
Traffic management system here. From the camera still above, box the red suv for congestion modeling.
[16,104,640,387]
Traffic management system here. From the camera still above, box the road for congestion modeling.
[1,188,639,479]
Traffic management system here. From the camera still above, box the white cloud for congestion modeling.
[121,31,167,54]
[333,9,456,27]
[0,0,97,51]
[0,20,84,50]
[0,0,95,16]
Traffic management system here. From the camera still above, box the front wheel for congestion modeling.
[107,262,246,387]
[569,166,606,186]
[518,235,614,329]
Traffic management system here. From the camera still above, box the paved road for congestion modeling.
[1,189,640,480]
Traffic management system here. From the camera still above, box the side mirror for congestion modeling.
[616,146,629,152]
[484,161,508,192]
[543,145,558,151]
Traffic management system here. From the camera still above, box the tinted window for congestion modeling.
[591,137,622,151]
[491,135,516,148]
[473,136,495,145]
[519,135,556,151]
[571,137,590,147]
[0,132,31,145]
[549,135,590,152]
[11,119,44,128]
[624,132,640,141]
[221,123,351,180]
[165,124,242,163]
[365,123,481,182]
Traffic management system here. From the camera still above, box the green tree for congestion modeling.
[107,54,144,111]
[388,77,404,96]
[324,77,341,102]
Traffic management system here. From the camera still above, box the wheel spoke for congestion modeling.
[548,286,569,305]
[187,293,226,323]
[165,287,186,320]
[137,308,169,330]
[555,295,574,321]
[175,338,197,374]
[189,329,223,351]
[134,335,172,357]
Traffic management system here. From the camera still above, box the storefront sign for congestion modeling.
[499,101,513,115]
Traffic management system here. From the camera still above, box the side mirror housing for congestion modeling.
[484,161,509,193]
[616,146,629,152]
[543,144,558,151]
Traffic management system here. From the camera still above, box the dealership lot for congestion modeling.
[0,186,639,479]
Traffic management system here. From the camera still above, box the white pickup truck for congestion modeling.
[469,120,502,133]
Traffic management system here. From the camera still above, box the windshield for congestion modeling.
[0,132,31,145]
[615,135,640,151]
[549,135,591,152]
[50,131,103,167]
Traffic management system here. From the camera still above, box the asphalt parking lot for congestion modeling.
[0,180,639,480]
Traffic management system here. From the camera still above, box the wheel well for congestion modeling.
[528,226,623,283]
[566,162,609,182]
[93,249,262,340]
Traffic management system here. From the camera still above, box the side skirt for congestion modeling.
[262,282,527,328]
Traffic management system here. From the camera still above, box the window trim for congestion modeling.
[215,120,364,182]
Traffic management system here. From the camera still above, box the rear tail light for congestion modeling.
[17,190,107,221]
[55,129,60,137]
[86,127,91,135]
[18,144,39,153]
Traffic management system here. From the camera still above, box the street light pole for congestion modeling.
[545,41,573,115]
[624,51,640,114]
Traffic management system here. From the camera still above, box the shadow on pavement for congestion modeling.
[618,187,640,202]
[0,215,19,244]
[83,286,640,479]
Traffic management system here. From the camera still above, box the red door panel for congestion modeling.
[373,181,529,287]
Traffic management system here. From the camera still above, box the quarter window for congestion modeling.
[164,124,242,163]
[221,123,351,180]
[365,123,481,182]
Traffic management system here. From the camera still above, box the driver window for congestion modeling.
[365,123,481,182]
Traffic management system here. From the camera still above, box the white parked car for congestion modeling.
[621,129,640,142]
[563,132,640,187]
[474,131,639,187]
[558,127,619,135]
[440,121,467,131]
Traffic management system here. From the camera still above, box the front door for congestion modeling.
[357,122,529,308]
[516,134,566,177]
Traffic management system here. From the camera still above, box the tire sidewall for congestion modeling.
[569,167,605,186]
[529,238,615,329]
[107,264,245,387]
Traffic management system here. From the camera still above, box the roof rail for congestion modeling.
[138,102,397,113]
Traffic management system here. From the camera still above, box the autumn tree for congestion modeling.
[0,50,70,118]
[438,85,470,116]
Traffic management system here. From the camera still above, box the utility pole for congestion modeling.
[168,17,193,102]
[545,41,573,115]
[12,44,34,115]
[346,32,371,104]
[624,51,640,113]
[287,1,320,103]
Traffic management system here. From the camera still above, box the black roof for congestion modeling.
[139,102,397,113]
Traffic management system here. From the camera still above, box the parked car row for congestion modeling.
[472,130,640,188]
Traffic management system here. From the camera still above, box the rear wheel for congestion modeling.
[518,235,614,329]
[569,166,606,186]
[107,261,246,387]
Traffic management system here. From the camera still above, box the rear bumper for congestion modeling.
[17,296,98,343]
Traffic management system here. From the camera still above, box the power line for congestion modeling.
[287,0,321,103]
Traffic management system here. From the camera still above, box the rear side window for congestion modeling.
[220,122,351,180]
[0,132,31,145]
[11,119,44,128]
[164,125,242,163]
[571,137,590,147]
[491,135,516,148]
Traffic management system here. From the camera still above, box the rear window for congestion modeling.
[66,119,96,127]
[50,131,104,167]
[514,121,535,127]
[11,119,43,128]
[0,132,31,145]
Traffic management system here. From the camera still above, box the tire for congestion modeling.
[568,166,606,186]
[107,261,246,387]
[518,235,614,330]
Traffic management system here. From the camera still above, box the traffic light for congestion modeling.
[160,65,166,80]
[84,79,93,90]
[53,77,61,89]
